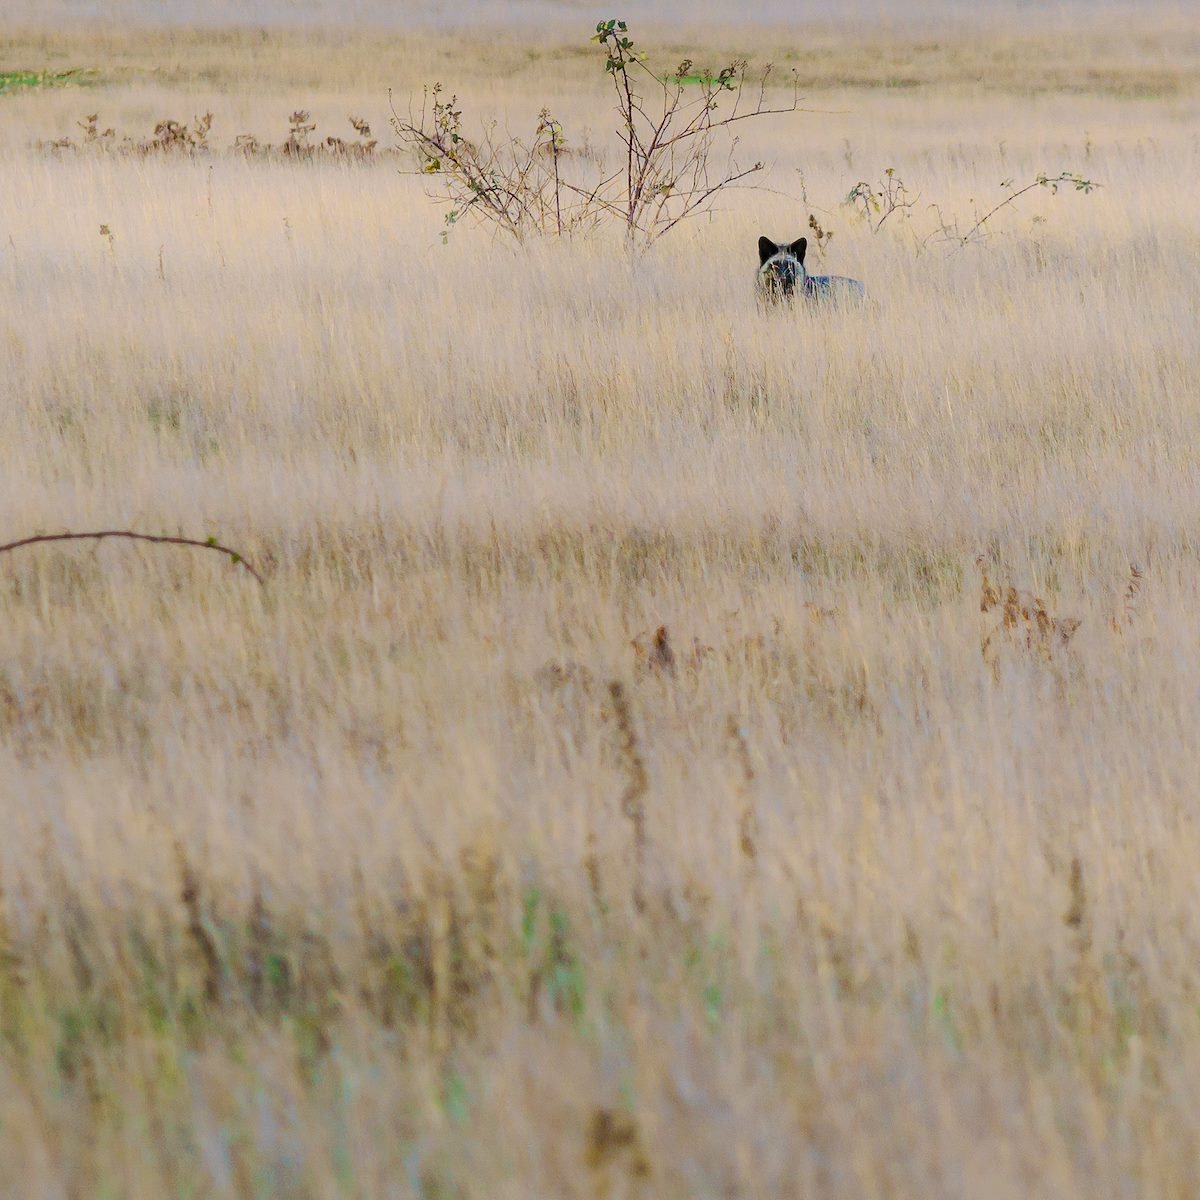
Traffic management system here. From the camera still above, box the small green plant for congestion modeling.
[520,890,586,1021]
[846,166,919,232]
[391,19,804,249]
[0,69,95,96]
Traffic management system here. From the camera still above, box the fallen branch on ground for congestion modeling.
[0,530,265,586]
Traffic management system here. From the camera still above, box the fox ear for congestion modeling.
[758,236,778,265]
[788,236,807,264]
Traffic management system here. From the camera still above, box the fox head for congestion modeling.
[757,235,807,299]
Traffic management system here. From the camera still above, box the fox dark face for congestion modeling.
[756,235,808,299]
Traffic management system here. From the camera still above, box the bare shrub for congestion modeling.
[391,19,804,248]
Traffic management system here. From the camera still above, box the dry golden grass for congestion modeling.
[2,8,1200,1197]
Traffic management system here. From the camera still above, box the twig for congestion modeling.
[0,529,265,586]
[944,172,1098,247]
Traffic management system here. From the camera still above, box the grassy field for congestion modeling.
[2,6,1200,1197]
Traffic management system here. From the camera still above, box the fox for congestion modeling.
[756,236,865,304]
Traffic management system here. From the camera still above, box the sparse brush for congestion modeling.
[79,112,113,143]
[977,557,1081,676]
[283,110,317,158]
[3,17,1200,1196]
[145,113,213,155]
[846,167,1099,250]
[43,112,388,162]
[846,166,918,232]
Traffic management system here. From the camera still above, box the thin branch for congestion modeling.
[958,174,1095,243]
[646,162,764,246]
[0,530,266,585]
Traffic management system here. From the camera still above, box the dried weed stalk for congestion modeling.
[176,843,222,1005]
[631,623,715,675]
[608,680,648,912]
[1064,856,1089,945]
[1112,563,1144,631]
[727,715,758,863]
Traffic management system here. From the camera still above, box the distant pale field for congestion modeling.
[4,0,1188,31]
[2,12,1200,1199]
